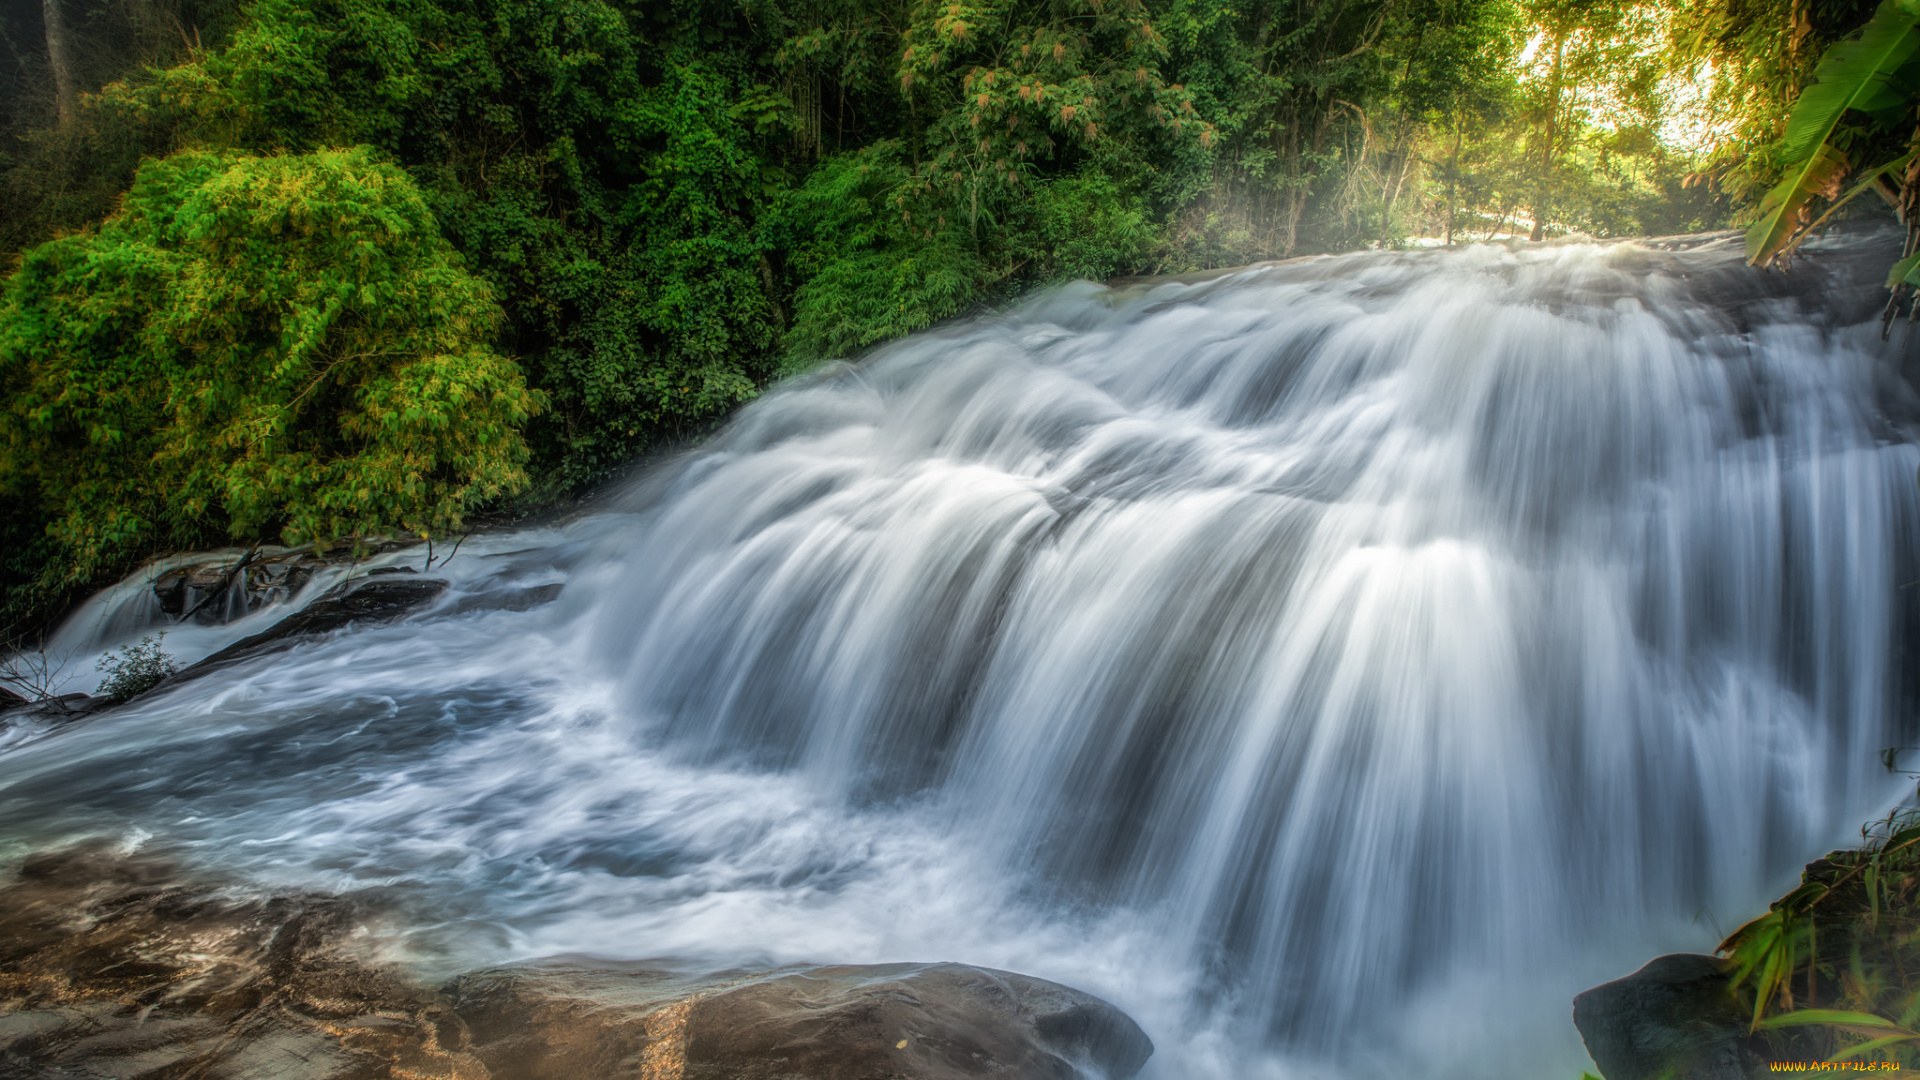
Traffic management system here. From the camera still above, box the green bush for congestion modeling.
[0,146,542,589]
[94,635,178,703]
[1028,169,1158,283]
[771,145,991,374]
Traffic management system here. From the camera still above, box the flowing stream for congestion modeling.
[5,235,1920,1079]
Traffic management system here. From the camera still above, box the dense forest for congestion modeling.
[0,0,1897,629]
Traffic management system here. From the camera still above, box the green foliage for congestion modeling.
[0,147,540,590]
[771,143,989,373]
[1667,0,1882,209]
[1718,803,1920,1068]
[93,0,784,486]
[897,0,1208,238]
[94,634,178,703]
[1745,0,1920,266]
[1028,169,1157,282]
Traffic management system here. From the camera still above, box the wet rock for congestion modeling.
[245,556,315,608]
[151,546,392,626]
[184,562,236,592]
[2,693,102,720]
[0,847,1155,1080]
[442,582,565,617]
[1574,953,1764,1080]
[177,575,449,678]
[0,847,455,1080]
[0,695,98,756]
[152,566,191,616]
[451,961,1154,1080]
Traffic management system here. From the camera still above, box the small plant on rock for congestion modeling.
[95,635,177,704]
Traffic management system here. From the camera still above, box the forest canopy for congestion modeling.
[0,0,1894,627]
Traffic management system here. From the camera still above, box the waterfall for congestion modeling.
[4,235,1917,1079]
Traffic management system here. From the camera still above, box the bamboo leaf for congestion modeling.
[1759,1008,1908,1030]
[1832,1032,1920,1060]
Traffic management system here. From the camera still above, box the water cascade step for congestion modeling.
[2,234,1917,1080]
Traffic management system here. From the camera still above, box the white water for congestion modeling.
[4,236,1919,1079]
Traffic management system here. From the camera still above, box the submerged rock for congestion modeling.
[0,847,1153,1080]
[1573,953,1763,1080]
[175,574,450,679]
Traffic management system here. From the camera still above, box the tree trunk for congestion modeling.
[1530,32,1566,243]
[1280,108,1303,257]
[1380,127,1418,247]
[43,0,78,126]
[1444,123,1463,245]
[1282,106,1333,257]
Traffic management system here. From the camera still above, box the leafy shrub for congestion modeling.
[0,147,543,587]
[94,635,178,703]
[770,144,991,374]
[1028,169,1157,283]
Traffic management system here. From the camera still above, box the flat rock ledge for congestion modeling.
[0,846,1153,1080]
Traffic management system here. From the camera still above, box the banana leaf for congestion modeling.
[1748,0,1920,267]
[1747,143,1851,266]
[1805,152,1914,242]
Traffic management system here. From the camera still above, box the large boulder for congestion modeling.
[1574,953,1765,1080]
[0,846,1154,1080]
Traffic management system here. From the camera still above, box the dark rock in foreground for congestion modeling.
[0,846,1152,1080]
[0,692,102,721]
[1574,953,1764,1080]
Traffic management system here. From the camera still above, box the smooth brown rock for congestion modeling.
[0,846,443,1080]
[0,847,1154,1080]
[153,546,396,624]
[450,961,1154,1080]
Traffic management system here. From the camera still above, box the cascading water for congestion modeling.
[3,235,1918,1079]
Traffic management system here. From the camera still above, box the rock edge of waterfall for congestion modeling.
[0,568,453,732]
[0,845,1154,1080]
